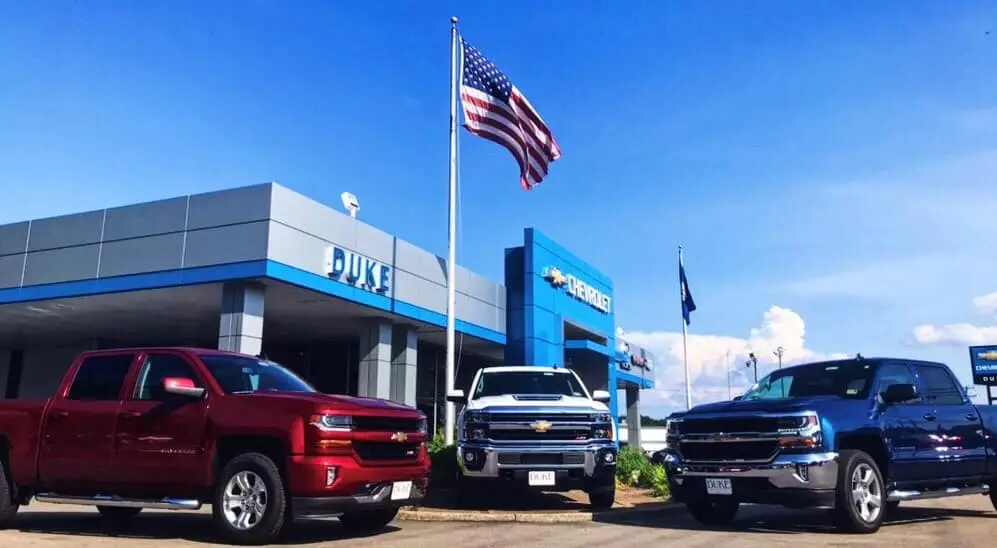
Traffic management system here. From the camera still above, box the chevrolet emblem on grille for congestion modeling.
[531,420,552,433]
[390,432,408,442]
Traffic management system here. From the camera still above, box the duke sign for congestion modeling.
[324,246,391,294]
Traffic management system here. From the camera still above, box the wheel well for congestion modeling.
[838,434,889,480]
[213,435,288,485]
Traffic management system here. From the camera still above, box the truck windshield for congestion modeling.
[473,371,588,398]
[199,355,317,394]
[741,359,877,401]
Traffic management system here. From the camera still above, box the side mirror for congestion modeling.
[882,383,918,406]
[162,377,206,399]
[446,389,465,404]
[591,390,611,403]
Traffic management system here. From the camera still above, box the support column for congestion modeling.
[358,320,392,399]
[390,325,418,406]
[218,282,265,356]
[625,385,642,450]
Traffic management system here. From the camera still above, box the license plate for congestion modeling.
[390,481,413,500]
[528,471,556,486]
[705,478,733,496]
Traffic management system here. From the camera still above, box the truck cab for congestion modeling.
[446,365,618,508]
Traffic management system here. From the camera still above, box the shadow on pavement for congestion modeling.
[594,503,997,534]
[11,511,400,545]
[422,487,595,512]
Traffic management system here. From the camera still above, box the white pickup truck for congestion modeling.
[446,365,618,508]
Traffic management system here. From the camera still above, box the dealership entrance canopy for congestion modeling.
[0,183,655,444]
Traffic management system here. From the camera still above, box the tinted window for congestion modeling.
[133,354,202,401]
[200,355,316,394]
[473,371,587,399]
[875,363,920,404]
[741,359,877,401]
[67,354,135,401]
[913,365,964,406]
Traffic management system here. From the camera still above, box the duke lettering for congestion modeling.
[325,247,390,294]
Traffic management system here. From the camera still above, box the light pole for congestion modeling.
[745,352,759,384]
[774,346,784,369]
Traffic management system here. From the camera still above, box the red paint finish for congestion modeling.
[0,347,429,506]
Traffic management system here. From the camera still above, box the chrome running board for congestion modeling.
[887,484,989,502]
[35,493,201,510]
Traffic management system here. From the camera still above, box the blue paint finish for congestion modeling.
[1,259,505,345]
[564,339,613,356]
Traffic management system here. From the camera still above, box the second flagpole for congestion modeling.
[680,246,692,410]
[444,16,460,446]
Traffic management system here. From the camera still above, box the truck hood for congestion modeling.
[685,395,841,416]
[466,394,608,412]
[237,391,423,416]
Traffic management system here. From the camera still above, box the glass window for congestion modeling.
[133,354,203,401]
[875,363,920,404]
[199,354,316,394]
[913,365,964,406]
[472,370,587,399]
[67,354,135,401]
[741,359,877,401]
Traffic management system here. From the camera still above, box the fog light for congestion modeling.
[464,450,477,463]
[326,466,338,486]
[603,451,616,464]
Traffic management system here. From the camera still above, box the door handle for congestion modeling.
[121,411,143,419]
[49,411,69,421]
[967,413,979,421]
[923,413,937,421]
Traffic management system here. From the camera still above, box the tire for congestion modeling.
[686,499,739,527]
[588,482,616,510]
[989,486,997,511]
[211,452,288,545]
[832,449,886,533]
[97,506,142,523]
[0,461,19,529]
[338,507,398,532]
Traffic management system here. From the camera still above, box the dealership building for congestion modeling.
[0,183,655,444]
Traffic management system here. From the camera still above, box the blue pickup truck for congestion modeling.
[662,356,997,533]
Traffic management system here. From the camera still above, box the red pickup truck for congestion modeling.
[0,347,430,545]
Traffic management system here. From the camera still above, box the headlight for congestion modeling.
[465,411,486,423]
[591,413,612,423]
[310,414,353,432]
[418,418,428,434]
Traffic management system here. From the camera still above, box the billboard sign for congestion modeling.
[969,345,997,386]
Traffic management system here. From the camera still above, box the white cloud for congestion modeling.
[623,306,846,413]
[913,290,997,347]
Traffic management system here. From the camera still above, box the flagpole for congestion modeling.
[680,246,692,410]
[444,15,460,446]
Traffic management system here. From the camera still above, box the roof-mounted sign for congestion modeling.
[541,266,611,314]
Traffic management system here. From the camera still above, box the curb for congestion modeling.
[398,502,680,524]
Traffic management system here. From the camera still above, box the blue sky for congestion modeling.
[3,2,997,416]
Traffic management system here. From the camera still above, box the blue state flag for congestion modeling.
[680,263,696,325]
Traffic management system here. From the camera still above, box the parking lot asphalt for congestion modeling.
[2,496,995,547]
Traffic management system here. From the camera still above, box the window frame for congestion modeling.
[65,352,138,402]
[130,352,208,402]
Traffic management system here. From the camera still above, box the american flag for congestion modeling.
[459,38,561,190]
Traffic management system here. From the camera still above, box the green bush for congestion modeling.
[615,445,669,498]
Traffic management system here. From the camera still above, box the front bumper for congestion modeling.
[292,482,426,518]
[458,441,617,487]
[664,451,839,508]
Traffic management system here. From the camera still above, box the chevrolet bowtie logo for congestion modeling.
[390,432,408,442]
[542,266,567,287]
[978,350,997,361]
[531,420,552,433]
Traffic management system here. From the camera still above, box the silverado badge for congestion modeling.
[531,420,552,433]
[390,432,408,442]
